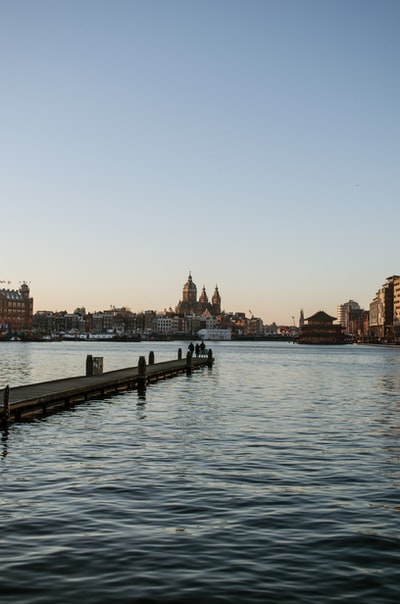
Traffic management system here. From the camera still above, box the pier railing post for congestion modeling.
[148,351,155,365]
[207,348,213,367]
[3,385,10,424]
[178,348,182,360]
[186,351,193,375]
[86,355,93,377]
[138,355,147,396]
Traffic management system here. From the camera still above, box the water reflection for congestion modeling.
[137,385,147,404]
[1,429,8,459]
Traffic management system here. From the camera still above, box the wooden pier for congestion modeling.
[1,349,214,427]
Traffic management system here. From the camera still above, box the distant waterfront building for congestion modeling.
[394,276,400,340]
[156,315,174,334]
[337,300,361,329]
[369,275,398,341]
[0,282,33,333]
[298,310,346,345]
[336,300,370,341]
[175,272,221,317]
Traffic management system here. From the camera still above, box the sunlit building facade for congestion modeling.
[0,282,33,333]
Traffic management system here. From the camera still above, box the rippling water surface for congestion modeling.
[1,341,400,603]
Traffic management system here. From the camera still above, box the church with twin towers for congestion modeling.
[175,272,221,317]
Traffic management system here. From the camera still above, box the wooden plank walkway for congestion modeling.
[1,350,214,427]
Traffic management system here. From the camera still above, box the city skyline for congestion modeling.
[2,1,399,324]
[0,270,391,328]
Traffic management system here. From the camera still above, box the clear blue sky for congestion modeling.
[1,0,399,324]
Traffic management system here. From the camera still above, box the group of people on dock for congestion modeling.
[188,341,206,357]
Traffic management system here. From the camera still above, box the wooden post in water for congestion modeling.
[207,348,213,367]
[148,351,155,365]
[186,351,193,376]
[137,355,147,398]
[178,348,182,360]
[86,354,93,377]
[3,385,10,424]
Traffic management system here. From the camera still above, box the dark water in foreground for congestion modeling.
[1,341,400,603]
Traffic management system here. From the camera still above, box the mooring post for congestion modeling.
[3,385,10,424]
[178,348,182,360]
[207,348,213,367]
[138,355,147,394]
[86,354,93,377]
[148,351,155,365]
[186,350,193,375]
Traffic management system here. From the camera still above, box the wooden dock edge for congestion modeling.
[1,349,214,427]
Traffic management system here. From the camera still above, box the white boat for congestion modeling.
[197,328,231,341]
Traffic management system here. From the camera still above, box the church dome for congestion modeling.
[184,272,196,290]
[182,272,197,304]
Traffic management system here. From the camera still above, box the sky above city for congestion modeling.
[1,0,399,324]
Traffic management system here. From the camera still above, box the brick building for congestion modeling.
[0,282,33,333]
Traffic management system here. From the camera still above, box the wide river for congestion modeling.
[1,341,400,603]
